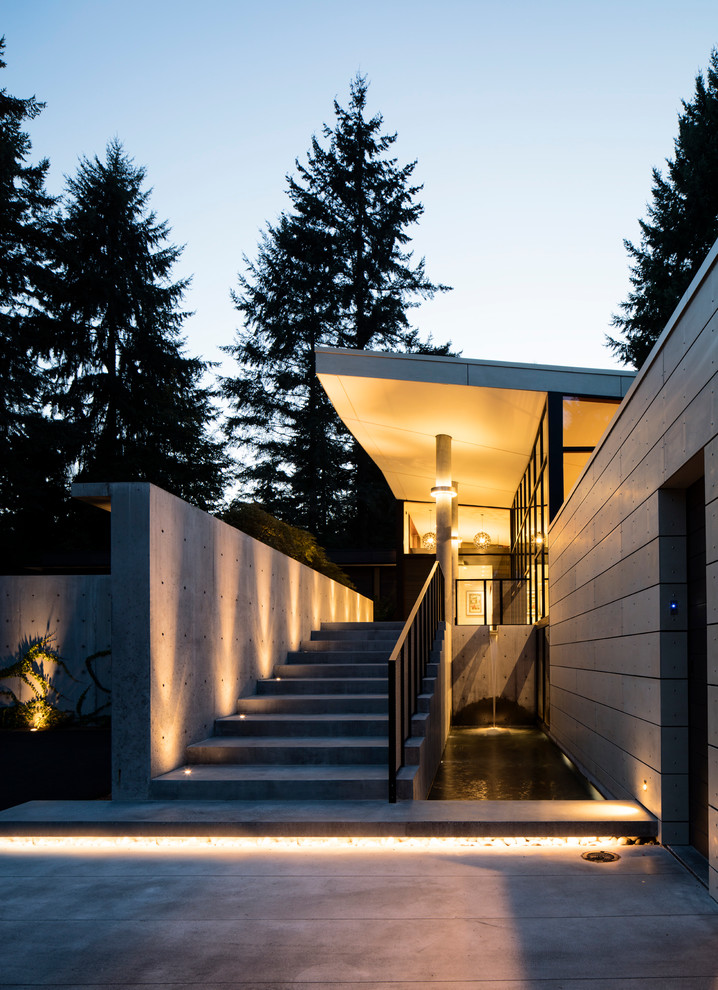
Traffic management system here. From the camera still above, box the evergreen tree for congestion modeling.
[43,140,228,511]
[608,48,718,368]
[223,74,451,544]
[0,37,69,559]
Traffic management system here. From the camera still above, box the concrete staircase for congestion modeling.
[152,621,428,801]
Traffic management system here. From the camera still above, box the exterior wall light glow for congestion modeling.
[669,599,679,614]
[0,835,633,856]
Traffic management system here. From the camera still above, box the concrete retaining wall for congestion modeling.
[548,240,718,896]
[75,483,373,800]
[0,575,111,720]
[452,624,536,724]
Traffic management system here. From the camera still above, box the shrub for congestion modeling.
[219,501,355,590]
[0,636,72,730]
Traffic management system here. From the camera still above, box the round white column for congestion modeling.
[434,434,454,625]
[452,480,459,584]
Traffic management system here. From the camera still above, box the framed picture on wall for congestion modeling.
[466,589,484,618]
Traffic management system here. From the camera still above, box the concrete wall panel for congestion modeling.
[550,684,596,731]
[451,624,535,722]
[549,239,718,886]
[0,575,112,719]
[100,482,372,799]
[708,745,718,809]
[707,626,718,685]
[705,435,718,503]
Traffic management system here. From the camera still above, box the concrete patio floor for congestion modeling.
[1,833,717,988]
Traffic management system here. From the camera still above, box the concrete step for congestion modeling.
[150,764,391,801]
[257,677,387,695]
[311,628,401,642]
[273,663,387,679]
[216,713,389,737]
[164,621,407,804]
[187,736,388,765]
[7,796,660,837]
[236,694,388,715]
[299,638,397,653]
[285,650,390,664]
[320,621,404,632]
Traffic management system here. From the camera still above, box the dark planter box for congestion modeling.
[0,727,111,810]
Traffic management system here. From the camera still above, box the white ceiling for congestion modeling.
[317,348,633,508]
[320,374,546,505]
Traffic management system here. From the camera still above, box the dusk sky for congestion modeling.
[4,0,718,372]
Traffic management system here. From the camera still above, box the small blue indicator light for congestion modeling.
[669,599,679,613]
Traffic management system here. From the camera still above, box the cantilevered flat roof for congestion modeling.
[316,347,635,507]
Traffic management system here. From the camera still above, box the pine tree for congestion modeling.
[44,140,228,511]
[608,48,718,368]
[0,37,69,558]
[223,74,451,544]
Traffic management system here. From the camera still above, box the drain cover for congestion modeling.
[582,850,621,863]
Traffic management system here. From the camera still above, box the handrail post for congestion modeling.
[386,561,443,802]
[388,657,397,803]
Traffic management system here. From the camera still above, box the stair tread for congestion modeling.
[242,693,388,698]
[296,656,393,663]
[170,620,413,801]
[320,621,403,627]
[190,736,388,749]
[157,764,389,780]
[261,678,387,683]
[274,666,387,676]
[222,713,387,722]
[274,653,387,677]
[236,695,388,714]
[280,650,391,666]
[299,639,396,653]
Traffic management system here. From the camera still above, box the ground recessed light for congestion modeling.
[582,850,620,863]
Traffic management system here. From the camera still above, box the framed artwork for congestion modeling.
[466,589,484,618]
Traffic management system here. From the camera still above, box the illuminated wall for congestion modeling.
[0,575,111,718]
[549,238,718,899]
[95,483,372,800]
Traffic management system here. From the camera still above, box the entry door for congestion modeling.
[686,478,708,858]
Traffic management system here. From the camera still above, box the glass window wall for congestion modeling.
[511,404,548,623]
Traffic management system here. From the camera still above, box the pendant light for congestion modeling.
[473,513,491,550]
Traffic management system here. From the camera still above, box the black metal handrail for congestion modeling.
[387,562,444,803]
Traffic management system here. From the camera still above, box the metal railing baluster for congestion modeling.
[387,562,444,803]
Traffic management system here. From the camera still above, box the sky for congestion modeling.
[3,0,718,373]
